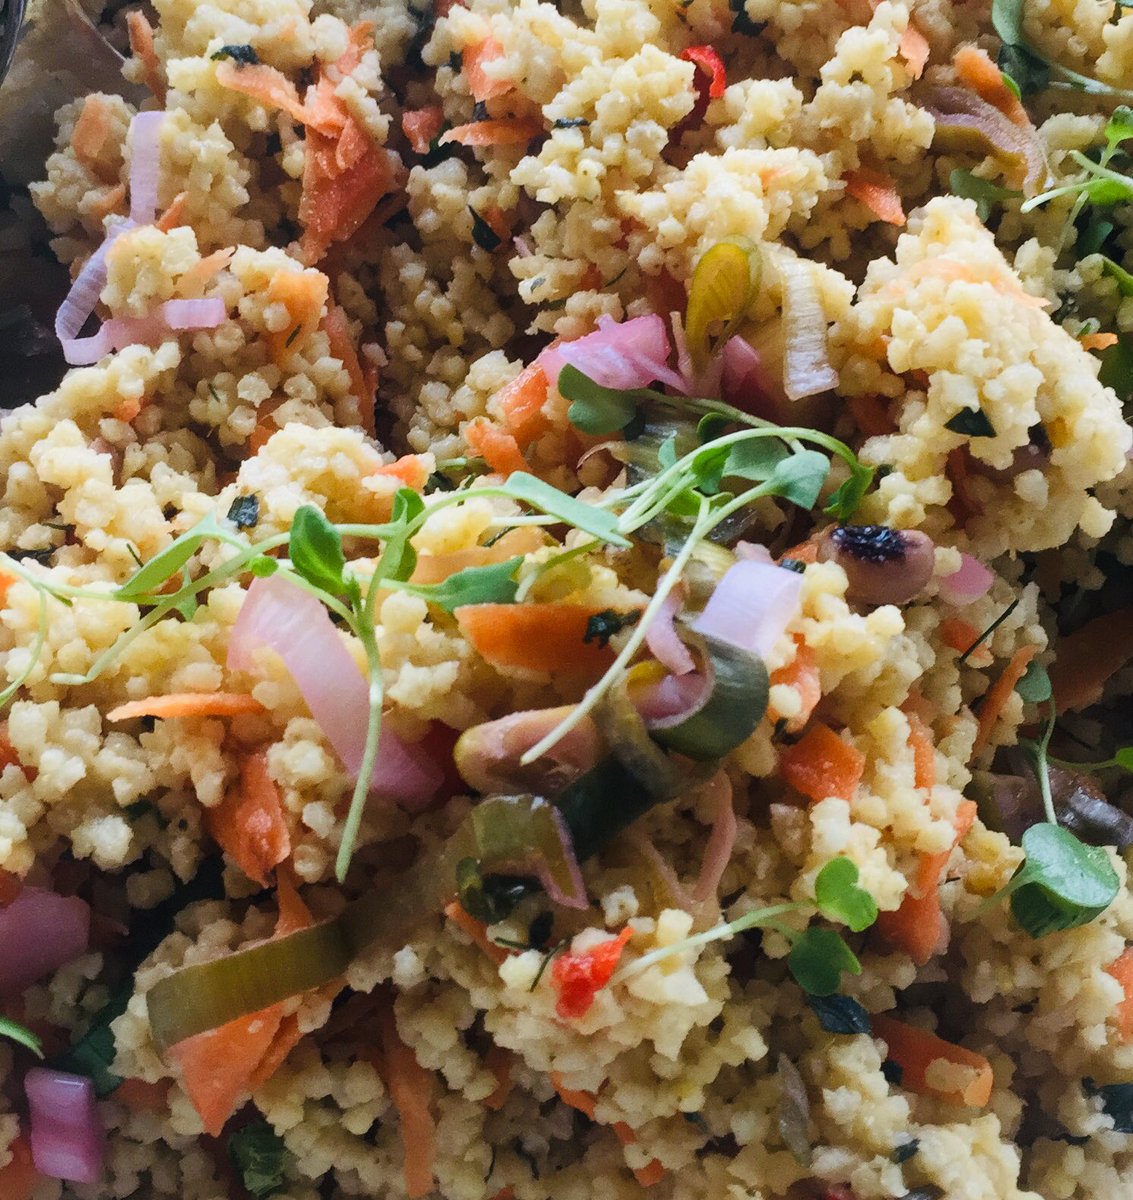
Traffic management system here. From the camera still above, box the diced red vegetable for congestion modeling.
[551,927,633,1019]
[680,45,727,100]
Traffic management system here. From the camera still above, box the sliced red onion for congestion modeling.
[228,575,442,809]
[778,257,838,402]
[633,671,709,725]
[539,314,688,393]
[62,298,227,367]
[0,887,90,996]
[938,553,995,606]
[721,334,780,416]
[25,1069,105,1184]
[669,310,722,397]
[693,774,737,904]
[513,235,533,257]
[692,560,804,659]
[128,110,166,226]
[55,218,135,363]
[644,588,696,676]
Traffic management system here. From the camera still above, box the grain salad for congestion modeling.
[2,0,1133,1197]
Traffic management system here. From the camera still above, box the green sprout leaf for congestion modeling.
[559,364,641,435]
[824,464,877,521]
[764,449,830,510]
[814,857,880,932]
[788,927,863,997]
[501,471,631,547]
[116,514,224,599]
[289,505,349,595]
[0,1015,43,1058]
[1015,659,1052,703]
[1105,106,1133,152]
[1000,822,1120,938]
[228,1119,290,1198]
[1100,256,1133,297]
[949,169,1022,221]
[401,557,522,611]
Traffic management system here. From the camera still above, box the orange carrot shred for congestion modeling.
[552,1074,666,1186]
[265,269,330,362]
[1050,607,1133,713]
[1081,332,1119,351]
[847,394,897,438]
[953,45,1031,129]
[206,750,291,888]
[379,1007,438,1199]
[455,603,617,676]
[1108,947,1133,1042]
[899,24,931,78]
[115,1077,171,1113]
[402,106,446,154]
[440,118,543,147]
[106,692,264,721]
[444,900,508,965]
[939,617,992,665]
[483,1044,514,1110]
[873,1013,994,1106]
[324,302,376,437]
[779,723,866,803]
[178,247,236,295]
[494,362,550,448]
[127,12,166,105]
[464,37,513,101]
[72,95,114,175]
[156,191,189,233]
[907,711,936,791]
[769,639,821,735]
[973,645,1037,754]
[0,1135,40,1200]
[214,60,310,125]
[465,418,528,477]
[843,168,907,226]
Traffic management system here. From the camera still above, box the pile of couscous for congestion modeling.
[2,0,1133,1197]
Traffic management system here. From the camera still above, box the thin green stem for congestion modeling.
[0,590,49,708]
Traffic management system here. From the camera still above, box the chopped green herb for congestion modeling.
[285,324,302,348]
[530,939,567,992]
[806,993,872,1035]
[1086,1079,1133,1133]
[729,0,766,36]
[552,117,589,128]
[210,44,261,65]
[226,494,261,530]
[229,1119,290,1198]
[583,608,642,647]
[945,408,997,438]
[892,1139,921,1164]
[949,169,1022,221]
[400,557,522,611]
[470,207,502,251]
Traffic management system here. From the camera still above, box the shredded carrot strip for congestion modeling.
[873,1013,994,1106]
[778,723,866,803]
[265,269,330,362]
[938,617,992,665]
[444,900,508,965]
[455,602,617,676]
[494,362,550,448]
[1049,607,1133,713]
[464,37,513,101]
[769,639,821,735]
[440,118,543,147]
[214,60,309,125]
[87,183,127,222]
[156,191,189,233]
[379,1007,438,1199]
[178,247,236,296]
[552,1074,666,1187]
[1108,947,1133,1042]
[401,105,446,154]
[972,645,1037,754]
[465,418,528,477]
[324,302,376,437]
[847,393,897,437]
[483,1044,514,1110]
[843,168,907,226]
[1080,331,1120,351]
[72,95,114,175]
[205,749,291,887]
[907,711,936,791]
[115,1077,171,1113]
[106,692,265,721]
[126,12,166,105]
[953,44,1031,129]
[899,23,931,78]
[0,1135,40,1200]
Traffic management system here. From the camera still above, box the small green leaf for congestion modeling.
[501,472,631,547]
[1077,217,1115,257]
[404,557,522,611]
[249,556,279,578]
[806,993,872,1035]
[1099,334,1133,400]
[945,408,997,438]
[559,365,641,435]
[116,514,223,599]
[722,436,790,482]
[788,928,863,997]
[1100,256,1133,297]
[289,505,348,595]
[814,857,879,932]
[824,465,876,521]
[173,595,199,622]
[229,1119,290,1198]
[1008,822,1120,938]
[949,169,1022,221]
[1105,106,1133,151]
[996,42,1049,97]
[1114,747,1133,772]
[696,412,730,443]
[1015,659,1052,703]
[658,433,680,469]
[0,1015,43,1058]
[391,487,425,526]
[764,450,830,510]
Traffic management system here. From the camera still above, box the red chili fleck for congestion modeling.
[551,927,633,1019]
[680,46,727,101]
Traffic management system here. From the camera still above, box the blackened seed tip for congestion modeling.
[830,524,910,564]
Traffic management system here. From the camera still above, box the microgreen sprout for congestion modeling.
[0,1015,44,1058]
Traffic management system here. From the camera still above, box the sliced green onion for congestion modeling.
[686,237,762,366]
